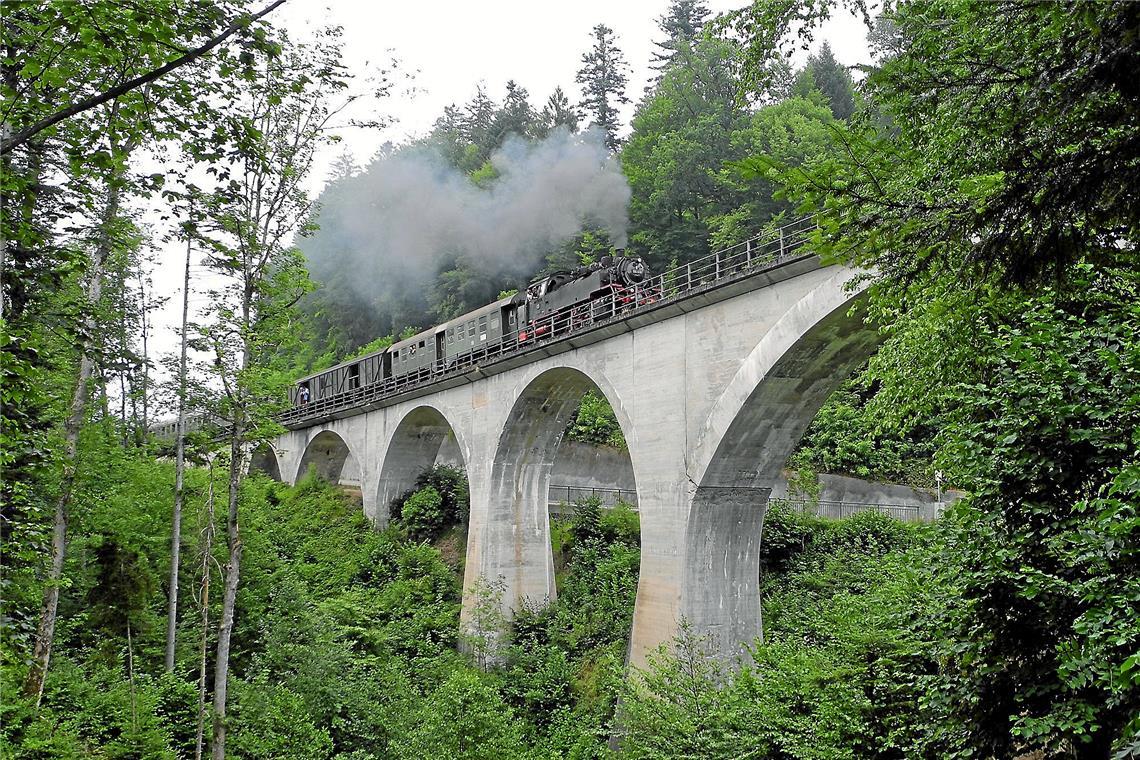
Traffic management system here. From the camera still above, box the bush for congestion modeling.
[599,500,640,547]
[565,391,627,450]
[400,486,446,541]
[390,465,470,541]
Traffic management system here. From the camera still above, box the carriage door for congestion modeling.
[435,331,446,371]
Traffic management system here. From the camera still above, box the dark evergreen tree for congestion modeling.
[461,85,497,164]
[489,80,538,145]
[575,24,630,151]
[797,42,856,120]
[651,0,711,72]
[538,86,580,136]
[425,104,468,170]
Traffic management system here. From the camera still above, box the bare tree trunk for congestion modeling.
[127,617,137,732]
[165,235,193,672]
[138,269,149,435]
[22,175,124,704]
[195,456,217,760]
[211,436,244,760]
[120,369,129,445]
[210,275,255,760]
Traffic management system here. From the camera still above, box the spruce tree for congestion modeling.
[539,86,580,136]
[651,0,711,72]
[490,80,538,145]
[575,24,630,151]
[799,42,856,120]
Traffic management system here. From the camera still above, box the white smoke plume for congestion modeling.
[303,127,630,306]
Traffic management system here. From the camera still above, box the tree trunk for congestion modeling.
[210,435,244,760]
[165,235,193,672]
[138,270,149,436]
[195,456,217,760]
[22,172,125,704]
[210,272,254,760]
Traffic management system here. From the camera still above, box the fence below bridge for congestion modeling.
[547,487,939,523]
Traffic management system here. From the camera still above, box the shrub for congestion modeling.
[400,486,446,541]
[599,500,640,547]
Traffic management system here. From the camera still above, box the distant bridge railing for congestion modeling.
[775,498,930,523]
[278,215,819,428]
[548,485,639,511]
[547,490,937,524]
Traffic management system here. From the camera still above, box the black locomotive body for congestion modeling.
[292,254,653,406]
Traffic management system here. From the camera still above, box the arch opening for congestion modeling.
[295,430,360,489]
[375,405,468,529]
[248,444,282,482]
[464,366,640,644]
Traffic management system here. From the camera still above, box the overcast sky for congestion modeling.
[146,0,874,407]
[275,0,874,187]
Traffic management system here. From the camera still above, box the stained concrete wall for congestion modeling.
[545,443,963,523]
[549,441,636,491]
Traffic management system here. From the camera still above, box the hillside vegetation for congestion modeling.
[2,435,940,758]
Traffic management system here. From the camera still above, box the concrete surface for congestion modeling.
[259,259,878,668]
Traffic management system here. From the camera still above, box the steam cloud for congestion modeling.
[303,128,631,312]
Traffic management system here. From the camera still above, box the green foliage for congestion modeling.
[751,0,1140,287]
[789,379,938,488]
[621,511,928,759]
[400,486,446,542]
[390,465,470,542]
[387,670,527,759]
[623,30,837,270]
[565,391,626,449]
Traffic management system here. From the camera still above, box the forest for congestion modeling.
[2,0,1139,758]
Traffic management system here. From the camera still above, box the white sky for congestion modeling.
[146,0,873,411]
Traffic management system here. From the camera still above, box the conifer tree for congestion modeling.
[539,86,580,136]
[651,0,712,72]
[797,42,856,120]
[575,24,630,151]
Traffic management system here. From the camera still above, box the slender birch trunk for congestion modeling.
[210,434,245,760]
[138,270,149,435]
[195,456,217,760]
[210,281,252,760]
[165,235,193,672]
[23,169,126,705]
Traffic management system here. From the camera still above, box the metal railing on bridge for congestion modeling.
[278,215,819,428]
[774,498,929,523]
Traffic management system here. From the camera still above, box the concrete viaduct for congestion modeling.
[252,236,879,668]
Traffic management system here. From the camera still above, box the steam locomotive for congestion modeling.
[291,254,654,405]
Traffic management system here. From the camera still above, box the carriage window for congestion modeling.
[478,316,487,333]
[490,317,499,329]
[467,320,475,337]
[419,340,425,349]
[447,331,454,344]
[507,311,515,326]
